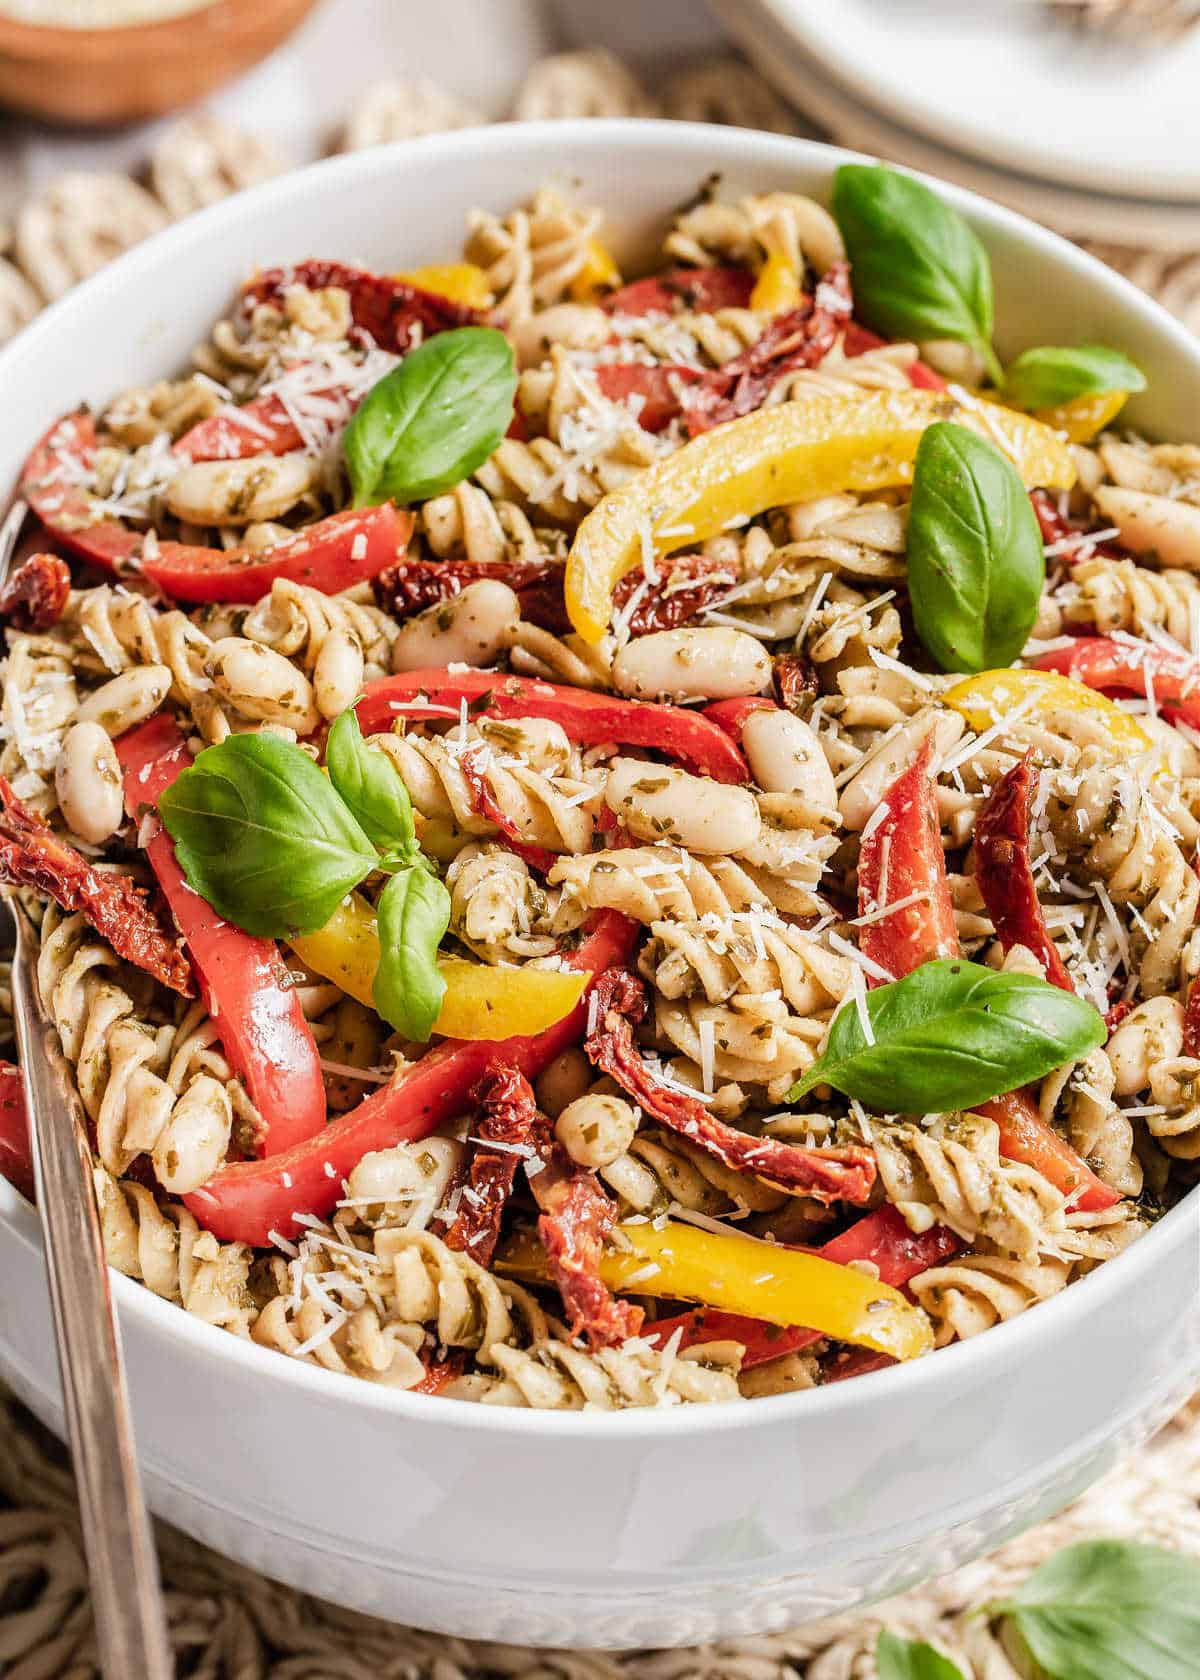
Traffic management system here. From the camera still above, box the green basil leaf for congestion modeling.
[832,163,1003,386]
[789,959,1105,1111]
[158,733,378,938]
[372,865,451,1042]
[906,420,1044,673]
[990,1540,1200,1680]
[325,706,417,863]
[344,325,516,507]
[1004,344,1146,412]
[876,1632,966,1680]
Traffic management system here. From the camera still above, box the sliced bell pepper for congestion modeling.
[564,388,1075,644]
[392,263,494,310]
[498,1217,935,1363]
[184,909,637,1245]
[355,668,749,785]
[175,384,333,462]
[976,1089,1120,1213]
[593,363,703,432]
[975,754,1074,991]
[944,666,1154,756]
[1033,389,1129,444]
[702,696,779,740]
[0,1062,33,1204]
[118,715,327,1157]
[1033,637,1200,733]
[644,1205,958,1367]
[750,251,803,315]
[568,238,622,303]
[289,890,587,1041]
[856,739,958,984]
[602,266,755,318]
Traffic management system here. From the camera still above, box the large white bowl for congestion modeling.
[0,122,1197,1651]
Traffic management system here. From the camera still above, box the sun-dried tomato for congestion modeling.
[240,260,481,353]
[773,652,818,711]
[0,553,71,630]
[975,754,1075,992]
[439,1063,539,1269]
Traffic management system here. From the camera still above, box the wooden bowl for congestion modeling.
[0,0,320,126]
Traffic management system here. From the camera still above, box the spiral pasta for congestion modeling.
[476,1334,742,1410]
[464,188,602,326]
[600,1127,788,1219]
[0,632,79,813]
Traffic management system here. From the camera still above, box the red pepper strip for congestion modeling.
[21,412,413,605]
[703,696,778,740]
[585,969,876,1205]
[594,364,703,431]
[174,389,314,463]
[841,322,947,391]
[0,552,70,629]
[1184,981,1200,1058]
[602,266,755,318]
[646,1206,958,1365]
[773,652,818,712]
[117,714,327,1155]
[0,1062,34,1204]
[0,775,193,995]
[184,909,639,1244]
[1030,489,1119,563]
[1034,638,1200,730]
[240,260,482,352]
[458,743,559,875]
[356,669,750,785]
[824,1347,896,1383]
[684,263,853,436]
[438,1064,538,1269]
[1105,999,1133,1036]
[856,738,959,985]
[411,1352,467,1395]
[975,755,1075,992]
[531,1146,644,1351]
[977,1088,1120,1213]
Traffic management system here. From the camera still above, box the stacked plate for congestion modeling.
[712,0,1200,249]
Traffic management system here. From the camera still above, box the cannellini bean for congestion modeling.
[480,715,572,776]
[390,580,520,673]
[205,638,319,733]
[54,720,124,844]
[555,1093,639,1170]
[241,520,295,553]
[742,709,837,807]
[152,1075,232,1195]
[1106,997,1184,1097]
[1093,487,1200,572]
[165,453,318,526]
[75,664,172,734]
[313,626,364,720]
[612,627,771,702]
[535,1047,593,1119]
[605,757,760,854]
[838,708,963,832]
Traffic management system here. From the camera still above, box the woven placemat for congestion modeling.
[0,42,1197,1680]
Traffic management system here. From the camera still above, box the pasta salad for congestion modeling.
[0,165,1195,1411]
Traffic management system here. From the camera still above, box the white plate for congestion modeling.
[753,0,1200,201]
[713,0,1200,250]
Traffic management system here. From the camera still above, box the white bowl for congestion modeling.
[0,121,1197,1650]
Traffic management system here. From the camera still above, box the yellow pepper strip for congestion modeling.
[289,891,586,1041]
[564,388,1076,644]
[568,236,622,302]
[498,1219,934,1362]
[1033,389,1129,444]
[392,263,494,310]
[944,667,1154,756]
[749,251,803,314]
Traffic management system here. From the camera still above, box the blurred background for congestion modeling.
[0,0,1195,346]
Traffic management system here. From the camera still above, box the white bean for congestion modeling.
[205,638,319,733]
[535,1048,593,1119]
[54,721,124,844]
[391,580,520,673]
[75,665,172,734]
[1093,487,1200,572]
[1106,997,1184,1097]
[612,627,771,702]
[742,709,837,807]
[152,1075,232,1195]
[313,626,364,721]
[556,1093,639,1170]
[605,757,760,854]
[838,708,963,832]
[165,453,318,526]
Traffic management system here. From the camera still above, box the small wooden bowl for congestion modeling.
[0,0,320,126]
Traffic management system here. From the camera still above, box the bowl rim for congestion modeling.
[1,116,1198,1439]
[0,0,300,52]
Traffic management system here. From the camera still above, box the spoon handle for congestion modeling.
[9,905,173,1679]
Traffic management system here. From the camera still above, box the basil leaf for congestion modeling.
[832,163,1003,386]
[876,1632,966,1680]
[344,325,516,507]
[372,865,451,1041]
[991,1540,1200,1680]
[325,706,417,864]
[906,420,1044,673]
[789,959,1105,1111]
[158,733,378,938]
[1005,344,1146,412]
